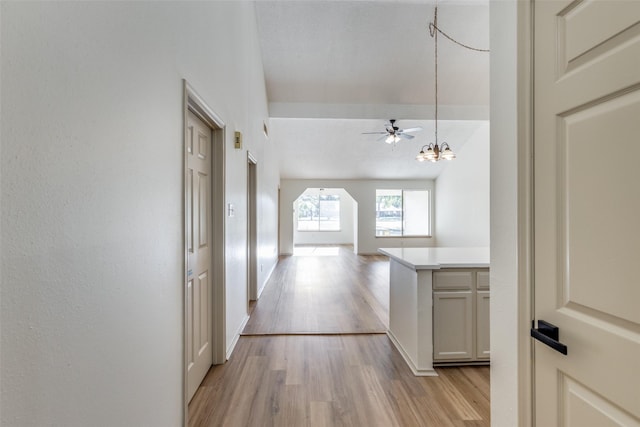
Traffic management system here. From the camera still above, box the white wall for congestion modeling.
[490,1,525,425]
[255,142,281,298]
[0,2,3,423]
[0,2,278,426]
[293,188,355,246]
[281,179,436,255]
[435,122,490,247]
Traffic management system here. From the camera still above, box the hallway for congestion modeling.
[242,246,389,335]
[188,247,490,426]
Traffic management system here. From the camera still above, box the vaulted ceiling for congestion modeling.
[254,0,490,180]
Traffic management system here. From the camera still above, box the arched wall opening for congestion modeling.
[292,188,358,253]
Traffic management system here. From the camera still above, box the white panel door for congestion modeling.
[186,111,213,402]
[533,1,640,425]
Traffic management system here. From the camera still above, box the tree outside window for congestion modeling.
[376,189,429,236]
[297,194,340,231]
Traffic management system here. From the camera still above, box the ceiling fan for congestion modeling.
[362,119,423,144]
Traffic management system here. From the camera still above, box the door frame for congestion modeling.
[182,80,226,424]
[246,151,258,306]
[491,1,535,426]
[517,1,534,426]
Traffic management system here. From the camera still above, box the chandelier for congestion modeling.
[416,141,455,162]
[416,4,454,163]
[416,3,488,163]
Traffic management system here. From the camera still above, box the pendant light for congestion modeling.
[416,3,455,163]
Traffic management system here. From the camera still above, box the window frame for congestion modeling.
[375,189,431,237]
[296,193,341,232]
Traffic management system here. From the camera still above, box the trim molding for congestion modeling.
[517,2,534,426]
[257,260,278,299]
[182,80,227,427]
[386,331,438,377]
[226,315,250,360]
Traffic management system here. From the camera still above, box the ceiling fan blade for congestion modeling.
[399,126,423,133]
[398,133,415,140]
[362,131,388,135]
[377,135,389,142]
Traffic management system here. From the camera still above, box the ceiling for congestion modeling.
[254,0,490,180]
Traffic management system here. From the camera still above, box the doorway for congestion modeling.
[247,152,258,308]
[183,81,226,412]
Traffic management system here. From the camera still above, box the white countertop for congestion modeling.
[378,247,490,270]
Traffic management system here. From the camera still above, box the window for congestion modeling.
[375,189,430,236]
[297,194,340,231]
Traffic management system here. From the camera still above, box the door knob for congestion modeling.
[531,320,568,355]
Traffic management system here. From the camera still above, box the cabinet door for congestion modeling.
[476,290,490,359]
[433,271,473,291]
[477,270,490,290]
[433,291,473,361]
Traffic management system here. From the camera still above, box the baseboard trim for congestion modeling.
[386,331,438,377]
[434,360,491,367]
[226,315,250,360]
[241,331,387,336]
[257,261,278,299]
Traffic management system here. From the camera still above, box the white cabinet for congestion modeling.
[433,291,473,360]
[476,290,490,360]
[433,269,490,364]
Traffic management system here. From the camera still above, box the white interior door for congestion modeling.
[533,1,640,425]
[186,110,213,402]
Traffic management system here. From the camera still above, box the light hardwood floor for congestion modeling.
[242,246,389,334]
[189,246,490,427]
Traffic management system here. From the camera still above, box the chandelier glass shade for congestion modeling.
[416,142,456,162]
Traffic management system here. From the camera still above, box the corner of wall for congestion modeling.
[489,0,527,426]
[226,313,249,360]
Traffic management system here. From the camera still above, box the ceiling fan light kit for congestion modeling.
[362,118,423,145]
[385,134,401,144]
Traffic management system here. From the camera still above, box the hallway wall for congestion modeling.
[0,2,278,425]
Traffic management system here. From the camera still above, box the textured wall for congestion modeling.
[434,122,490,247]
[0,2,278,425]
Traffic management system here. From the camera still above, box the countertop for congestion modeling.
[378,247,490,270]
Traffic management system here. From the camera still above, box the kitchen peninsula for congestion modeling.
[378,247,490,376]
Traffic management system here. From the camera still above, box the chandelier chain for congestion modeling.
[434,5,439,144]
[428,22,491,53]
[428,2,490,145]
[418,2,488,162]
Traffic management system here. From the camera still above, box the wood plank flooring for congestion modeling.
[242,246,389,334]
[189,246,490,426]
